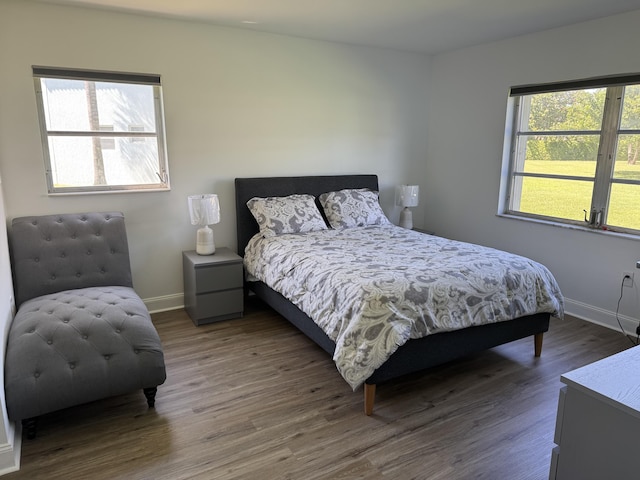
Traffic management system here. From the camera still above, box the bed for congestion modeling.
[235,174,563,414]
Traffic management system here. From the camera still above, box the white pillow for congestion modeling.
[319,188,391,229]
[247,194,328,237]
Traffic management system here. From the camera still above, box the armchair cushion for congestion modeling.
[5,286,166,421]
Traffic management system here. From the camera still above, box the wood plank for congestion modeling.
[3,297,632,480]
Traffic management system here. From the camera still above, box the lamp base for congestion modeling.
[399,207,413,229]
[196,225,216,255]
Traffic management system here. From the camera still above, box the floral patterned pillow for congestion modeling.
[319,188,391,229]
[247,194,328,237]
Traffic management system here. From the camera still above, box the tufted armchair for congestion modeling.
[4,212,166,439]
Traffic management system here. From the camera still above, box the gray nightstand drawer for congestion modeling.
[195,289,243,319]
[195,264,242,293]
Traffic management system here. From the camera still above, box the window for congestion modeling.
[502,74,640,234]
[33,66,170,194]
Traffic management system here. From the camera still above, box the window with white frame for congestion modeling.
[502,74,640,234]
[33,66,170,194]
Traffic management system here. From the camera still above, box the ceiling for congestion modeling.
[33,0,640,55]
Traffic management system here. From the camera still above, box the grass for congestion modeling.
[518,160,640,230]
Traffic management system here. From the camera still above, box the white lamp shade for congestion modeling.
[188,194,220,226]
[188,194,220,255]
[396,185,419,208]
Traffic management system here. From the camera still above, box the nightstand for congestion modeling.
[182,248,244,326]
[413,227,435,235]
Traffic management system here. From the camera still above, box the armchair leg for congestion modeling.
[22,417,37,440]
[143,387,158,408]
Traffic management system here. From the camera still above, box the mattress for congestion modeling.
[244,225,564,389]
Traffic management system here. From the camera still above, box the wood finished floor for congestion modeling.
[4,297,634,480]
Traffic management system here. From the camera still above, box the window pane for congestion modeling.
[518,135,598,176]
[514,177,593,221]
[523,89,605,132]
[41,79,156,133]
[34,67,169,194]
[613,134,640,178]
[621,84,640,130]
[608,183,640,231]
[49,136,160,187]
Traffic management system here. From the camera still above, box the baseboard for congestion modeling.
[0,423,21,476]
[564,297,639,337]
[141,292,637,337]
[143,293,184,314]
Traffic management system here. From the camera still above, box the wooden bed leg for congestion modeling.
[364,383,376,415]
[534,332,544,357]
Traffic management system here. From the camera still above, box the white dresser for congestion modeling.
[550,345,640,480]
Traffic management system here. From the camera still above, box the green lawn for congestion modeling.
[518,160,640,230]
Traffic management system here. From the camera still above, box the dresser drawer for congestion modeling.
[553,386,567,445]
[195,263,243,293]
[549,446,560,480]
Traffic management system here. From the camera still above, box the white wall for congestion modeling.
[0,174,20,473]
[5,0,640,472]
[0,0,431,310]
[427,10,640,331]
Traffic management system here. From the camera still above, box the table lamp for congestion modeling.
[188,194,220,255]
[396,185,419,229]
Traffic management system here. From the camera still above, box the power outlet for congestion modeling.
[623,271,634,287]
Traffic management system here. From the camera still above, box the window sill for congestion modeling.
[48,186,171,196]
[496,212,640,242]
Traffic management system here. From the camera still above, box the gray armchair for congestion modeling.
[4,212,166,438]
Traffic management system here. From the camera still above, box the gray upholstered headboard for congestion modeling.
[9,212,133,306]
[235,174,379,256]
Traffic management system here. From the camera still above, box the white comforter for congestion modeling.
[244,225,564,389]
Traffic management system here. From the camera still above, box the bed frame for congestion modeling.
[235,174,550,415]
